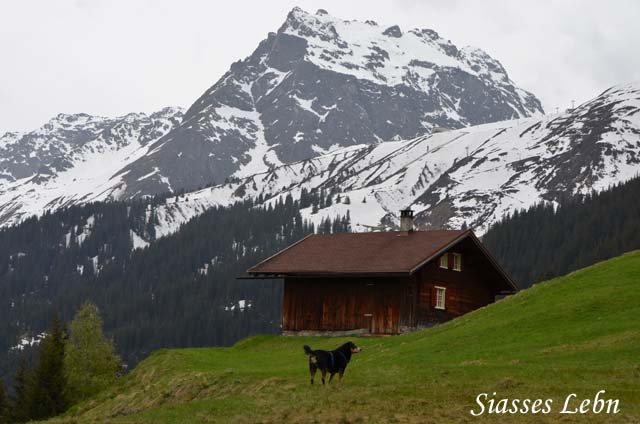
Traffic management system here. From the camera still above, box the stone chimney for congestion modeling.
[399,209,414,233]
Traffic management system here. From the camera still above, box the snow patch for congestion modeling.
[130,230,149,250]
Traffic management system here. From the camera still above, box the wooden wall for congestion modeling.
[283,277,403,334]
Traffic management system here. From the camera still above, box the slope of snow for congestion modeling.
[130,230,150,250]
[0,142,147,223]
[284,10,473,83]
[282,7,538,117]
[153,81,640,236]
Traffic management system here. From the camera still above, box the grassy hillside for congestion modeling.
[52,251,640,423]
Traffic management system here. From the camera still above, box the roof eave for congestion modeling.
[246,233,315,274]
[247,271,411,278]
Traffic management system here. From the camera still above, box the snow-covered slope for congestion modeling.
[281,8,539,113]
[0,108,182,226]
[153,81,640,236]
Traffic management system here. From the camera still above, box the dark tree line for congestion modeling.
[483,176,640,288]
[0,194,350,392]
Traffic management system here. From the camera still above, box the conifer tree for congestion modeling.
[0,379,7,424]
[299,188,309,208]
[10,358,32,423]
[64,301,123,403]
[29,316,68,420]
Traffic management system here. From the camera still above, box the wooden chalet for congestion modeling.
[247,210,517,335]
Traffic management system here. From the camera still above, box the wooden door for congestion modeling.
[354,282,374,333]
[369,282,399,334]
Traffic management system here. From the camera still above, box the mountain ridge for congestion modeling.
[148,81,640,237]
[0,107,183,226]
[0,7,544,227]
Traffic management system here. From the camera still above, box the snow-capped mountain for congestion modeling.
[111,7,543,197]
[152,81,640,237]
[0,8,543,227]
[0,108,182,225]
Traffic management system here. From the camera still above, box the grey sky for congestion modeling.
[1,0,639,133]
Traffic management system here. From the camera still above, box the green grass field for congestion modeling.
[51,251,640,423]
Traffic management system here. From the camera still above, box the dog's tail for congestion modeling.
[303,345,313,355]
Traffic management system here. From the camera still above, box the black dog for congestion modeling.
[303,341,361,384]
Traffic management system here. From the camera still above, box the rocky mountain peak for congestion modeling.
[0,8,547,226]
[382,24,403,38]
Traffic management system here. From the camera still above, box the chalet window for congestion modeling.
[435,286,446,310]
[439,255,448,269]
[452,253,462,272]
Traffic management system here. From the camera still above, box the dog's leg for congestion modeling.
[328,373,335,383]
[321,369,327,385]
[309,363,317,385]
[338,369,345,383]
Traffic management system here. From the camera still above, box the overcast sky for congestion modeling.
[1,0,639,133]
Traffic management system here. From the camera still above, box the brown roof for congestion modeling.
[248,230,469,275]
